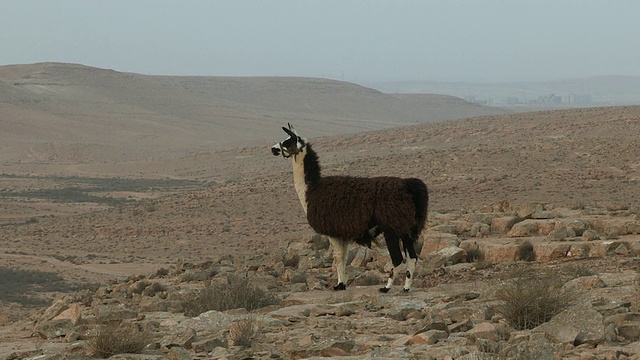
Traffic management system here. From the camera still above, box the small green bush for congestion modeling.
[181,276,279,316]
[495,268,575,330]
[86,322,150,358]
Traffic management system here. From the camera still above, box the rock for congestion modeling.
[167,346,193,360]
[469,222,491,238]
[556,219,593,236]
[516,203,544,219]
[34,318,76,339]
[420,233,460,258]
[52,303,82,325]
[38,299,70,323]
[507,220,539,237]
[581,229,600,241]
[319,346,350,357]
[350,247,374,268]
[491,216,522,233]
[562,275,606,291]
[546,226,576,241]
[307,233,330,250]
[414,318,450,335]
[465,322,501,342]
[449,319,474,334]
[424,246,467,270]
[534,303,604,345]
[618,323,640,342]
[594,219,638,236]
[567,243,590,257]
[604,313,640,341]
[386,302,425,321]
[409,330,449,345]
[530,242,571,261]
[192,335,227,354]
[161,328,196,349]
[590,241,623,257]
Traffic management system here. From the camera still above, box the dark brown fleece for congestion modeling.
[306,176,426,241]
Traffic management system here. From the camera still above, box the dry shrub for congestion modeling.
[495,268,576,330]
[229,315,259,348]
[516,242,535,262]
[86,322,150,358]
[282,252,300,268]
[181,275,279,316]
[466,248,485,263]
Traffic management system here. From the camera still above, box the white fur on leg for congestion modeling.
[328,237,349,287]
[403,257,417,291]
[383,266,400,292]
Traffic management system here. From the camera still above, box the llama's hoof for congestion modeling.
[403,288,410,293]
[379,287,390,293]
[333,283,347,291]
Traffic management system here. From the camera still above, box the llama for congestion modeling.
[271,124,428,292]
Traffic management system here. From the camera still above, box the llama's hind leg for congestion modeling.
[328,237,349,290]
[401,235,419,292]
[380,231,404,293]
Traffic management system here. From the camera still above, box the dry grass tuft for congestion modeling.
[466,248,485,263]
[515,242,535,262]
[86,322,150,358]
[495,268,576,330]
[229,315,259,348]
[181,275,280,316]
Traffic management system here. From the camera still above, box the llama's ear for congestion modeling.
[283,126,296,137]
[288,123,301,137]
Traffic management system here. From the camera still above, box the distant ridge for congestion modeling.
[366,75,640,106]
[0,62,507,166]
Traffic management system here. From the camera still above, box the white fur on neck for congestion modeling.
[292,149,308,214]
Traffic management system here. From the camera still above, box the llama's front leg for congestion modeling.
[328,237,349,290]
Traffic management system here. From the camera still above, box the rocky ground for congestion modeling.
[1,106,640,359]
[1,201,640,359]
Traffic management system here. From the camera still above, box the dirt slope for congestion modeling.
[0,62,508,175]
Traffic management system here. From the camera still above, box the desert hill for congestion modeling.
[0,105,639,358]
[1,65,639,358]
[0,62,508,175]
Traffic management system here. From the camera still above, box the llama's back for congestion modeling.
[306,176,428,240]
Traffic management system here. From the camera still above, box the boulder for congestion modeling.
[420,233,460,259]
[534,303,604,346]
[491,216,522,233]
[546,226,576,241]
[581,229,600,241]
[34,318,76,339]
[424,246,467,270]
[516,203,544,219]
[507,220,540,237]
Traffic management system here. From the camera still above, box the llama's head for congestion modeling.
[271,123,306,158]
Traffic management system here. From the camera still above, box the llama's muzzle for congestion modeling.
[271,146,281,156]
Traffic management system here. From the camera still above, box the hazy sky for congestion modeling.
[2,1,639,83]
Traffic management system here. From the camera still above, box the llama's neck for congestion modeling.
[291,144,321,214]
[292,150,308,213]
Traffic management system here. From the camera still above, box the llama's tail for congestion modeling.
[405,178,429,238]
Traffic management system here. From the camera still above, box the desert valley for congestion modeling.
[1,63,639,359]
